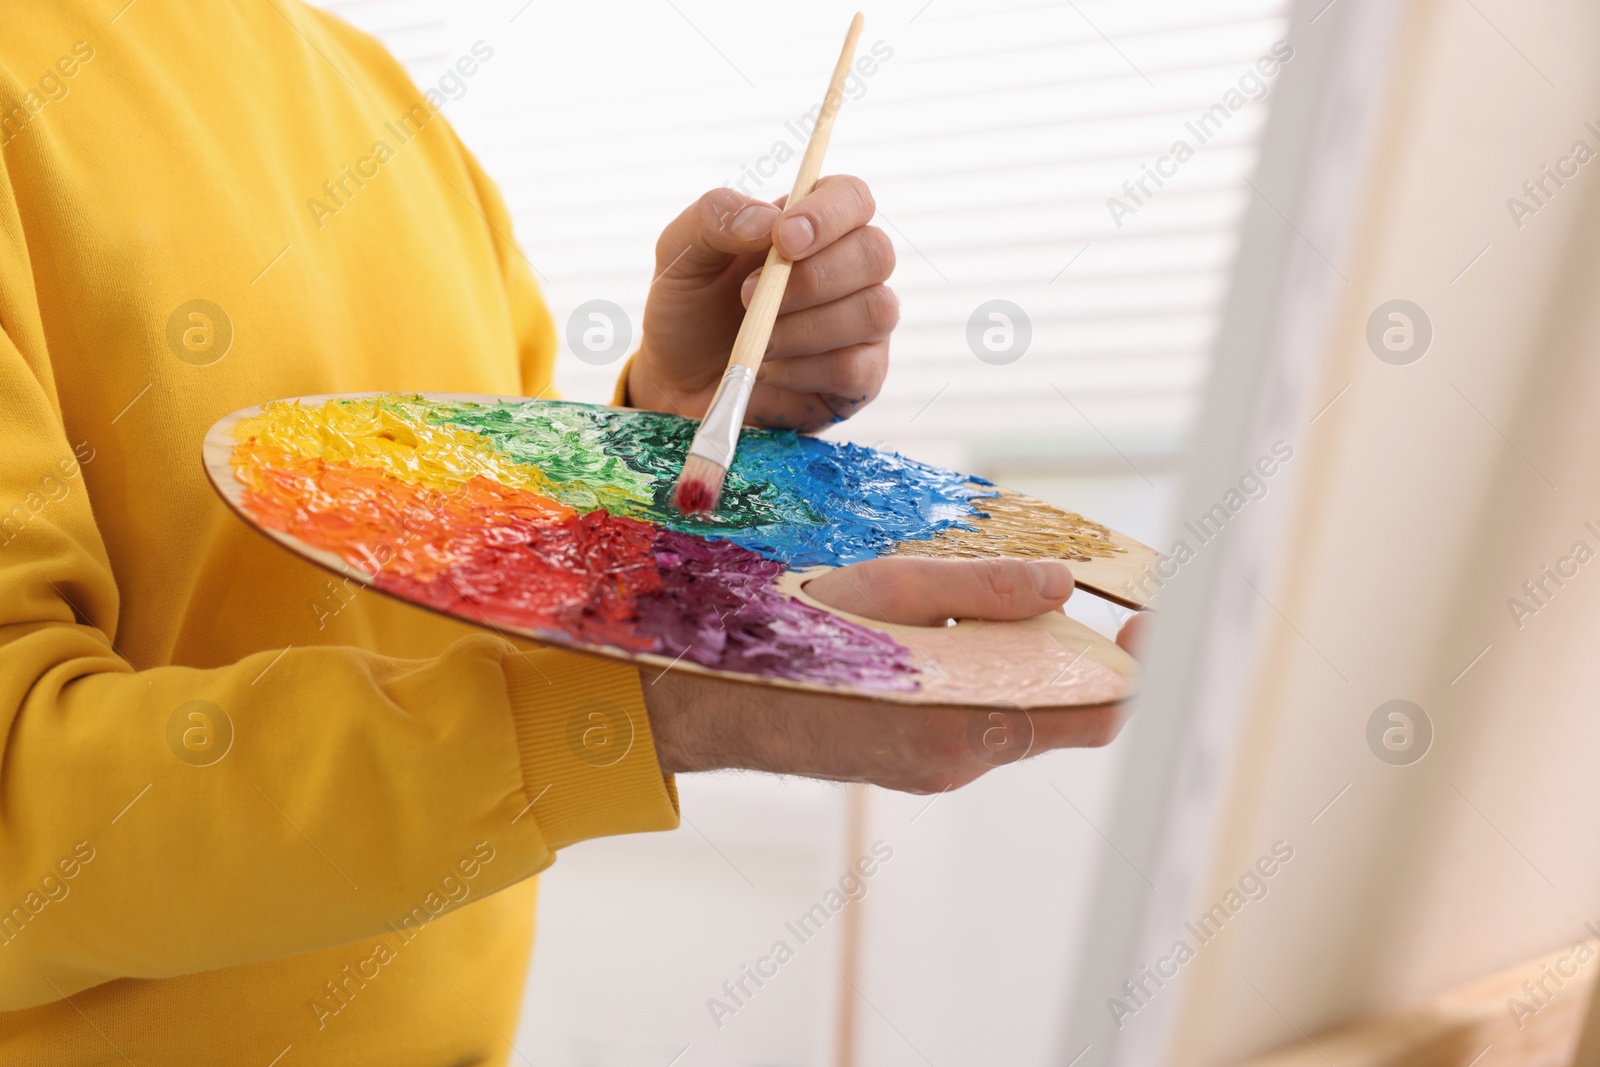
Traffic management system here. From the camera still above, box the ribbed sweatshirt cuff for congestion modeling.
[501,647,679,853]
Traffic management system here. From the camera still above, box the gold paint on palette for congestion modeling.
[895,488,1125,563]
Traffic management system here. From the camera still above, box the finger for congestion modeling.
[1030,706,1123,751]
[774,174,877,260]
[652,188,780,284]
[763,284,898,360]
[804,556,1074,627]
[1116,611,1153,657]
[756,342,888,407]
[740,226,895,313]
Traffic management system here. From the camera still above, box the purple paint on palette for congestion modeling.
[638,530,917,690]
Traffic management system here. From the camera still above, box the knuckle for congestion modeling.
[860,285,899,335]
[866,348,890,396]
[833,348,869,393]
[913,745,971,792]
[833,352,884,403]
[976,559,1028,608]
[698,187,745,231]
[861,226,896,281]
[1081,709,1123,748]
[653,231,681,268]
[793,308,824,352]
[800,253,830,299]
[852,345,889,397]
[938,765,985,792]
[809,175,875,233]
[838,174,876,218]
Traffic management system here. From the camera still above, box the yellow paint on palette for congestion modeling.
[232,397,557,498]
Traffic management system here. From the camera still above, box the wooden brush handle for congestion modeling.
[726,12,865,375]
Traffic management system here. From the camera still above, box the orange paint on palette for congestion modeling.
[233,442,673,649]
[232,440,575,582]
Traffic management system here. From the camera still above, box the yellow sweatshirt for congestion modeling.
[0,4,678,1063]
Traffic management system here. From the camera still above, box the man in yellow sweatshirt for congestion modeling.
[0,4,1130,1063]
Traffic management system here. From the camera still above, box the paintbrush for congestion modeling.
[673,12,867,515]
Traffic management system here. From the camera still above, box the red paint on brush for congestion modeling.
[674,477,717,515]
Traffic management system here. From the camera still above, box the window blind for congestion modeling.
[314,0,1289,471]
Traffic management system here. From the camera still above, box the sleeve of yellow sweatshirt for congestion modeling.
[0,153,677,1015]
[446,75,636,410]
[444,122,564,401]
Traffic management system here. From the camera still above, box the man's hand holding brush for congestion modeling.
[627,175,897,433]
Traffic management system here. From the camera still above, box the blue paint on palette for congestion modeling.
[695,431,996,567]
[423,398,995,569]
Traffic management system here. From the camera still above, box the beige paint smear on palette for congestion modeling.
[895,621,1125,707]
[895,489,1123,562]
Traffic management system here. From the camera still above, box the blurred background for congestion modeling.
[311,1,1286,1065]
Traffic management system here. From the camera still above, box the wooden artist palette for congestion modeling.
[203,393,1157,709]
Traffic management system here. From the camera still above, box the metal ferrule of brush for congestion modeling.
[687,365,757,469]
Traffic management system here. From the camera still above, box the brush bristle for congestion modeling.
[674,455,726,515]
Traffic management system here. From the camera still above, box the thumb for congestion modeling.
[1115,611,1153,658]
[652,188,780,284]
[804,557,1075,627]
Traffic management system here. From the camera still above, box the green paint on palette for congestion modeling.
[402,395,993,568]
[419,398,828,530]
